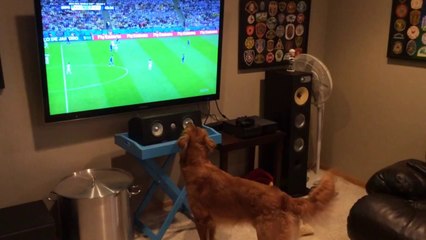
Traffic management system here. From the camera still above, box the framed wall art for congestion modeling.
[387,0,426,61]
[238,0,311,71]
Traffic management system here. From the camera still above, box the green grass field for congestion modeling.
[44,35,219,115]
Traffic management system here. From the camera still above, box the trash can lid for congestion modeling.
[53,168,133,199]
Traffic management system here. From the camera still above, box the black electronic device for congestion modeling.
[260,70,312,196]
[128,110,201,145]
[235,116,255,128]
[33,0,224,122]
[0,200,56,240]
[223,116,278,138]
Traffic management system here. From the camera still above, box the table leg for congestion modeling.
[219,151,229,171]
[273,141,283,187]
[134,177,159,221]
[139,156,190,213]
[133,154,192,240]
[156,188,188,238]
[247,146,256,173]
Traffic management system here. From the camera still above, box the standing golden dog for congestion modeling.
[177,124,335,240]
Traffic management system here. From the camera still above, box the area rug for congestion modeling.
[135,171,366,240]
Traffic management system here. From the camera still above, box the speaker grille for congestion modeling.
[151,122,164,137]
[294,113,306,128]
[294,87,310,106]
[293,138,305,152]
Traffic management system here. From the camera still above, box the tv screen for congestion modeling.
[34,0,224,122]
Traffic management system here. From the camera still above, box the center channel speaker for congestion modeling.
[260,70,312,196]
[128,110,201,145]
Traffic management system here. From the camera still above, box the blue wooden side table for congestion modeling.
[115,126,221,240]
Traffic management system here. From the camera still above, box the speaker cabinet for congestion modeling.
[128,110,201,145]
[260,70,312,196]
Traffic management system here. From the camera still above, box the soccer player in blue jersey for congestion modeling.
[109,55,114,66]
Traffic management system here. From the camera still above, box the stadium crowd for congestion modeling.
[41,0,221,38]
[179,0,221,30]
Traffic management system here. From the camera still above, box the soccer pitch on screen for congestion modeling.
[44,35,219,115]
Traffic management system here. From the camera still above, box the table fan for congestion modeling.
[294,54,333,174]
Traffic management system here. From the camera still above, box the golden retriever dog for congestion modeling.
[177,124,335,240]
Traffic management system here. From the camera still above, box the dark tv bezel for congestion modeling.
[34,0,224,122]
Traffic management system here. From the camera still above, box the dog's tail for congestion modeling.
[286,172,336,218]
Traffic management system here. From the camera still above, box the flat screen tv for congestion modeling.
[34,0,224,122]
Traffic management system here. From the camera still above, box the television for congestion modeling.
[34,0,224,122]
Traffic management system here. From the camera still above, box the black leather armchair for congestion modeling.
[347,159,426,240]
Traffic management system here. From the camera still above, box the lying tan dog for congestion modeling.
[177,124,335,240]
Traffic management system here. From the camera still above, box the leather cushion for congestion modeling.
[366,159,426,200]
[347,194,426,240]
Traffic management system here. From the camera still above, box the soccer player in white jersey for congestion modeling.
[66,62,71,74]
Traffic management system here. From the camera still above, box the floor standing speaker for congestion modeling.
[260,69,312,196]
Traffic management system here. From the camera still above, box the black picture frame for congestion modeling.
[238,0,311,71]
[387,0,426,61]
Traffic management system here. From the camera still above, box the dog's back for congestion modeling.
[177,124,336,240]
[181,160,288,223]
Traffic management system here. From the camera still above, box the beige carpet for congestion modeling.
[134,171,366,240]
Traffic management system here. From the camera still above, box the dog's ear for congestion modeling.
[202,129,216,152]
[177,134,189,152]
[177,134,189,166]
